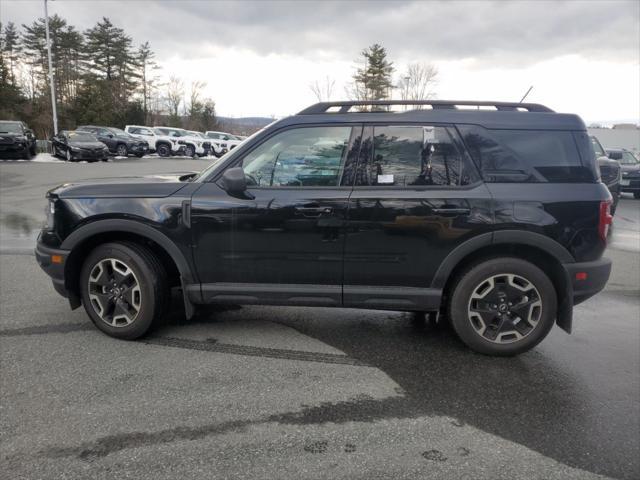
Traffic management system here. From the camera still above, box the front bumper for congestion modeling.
[35,238,70,299]
[0,142,29,156]
[620,176,640,193]
[565,257,612,305]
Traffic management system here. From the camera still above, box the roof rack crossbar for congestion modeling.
[298,100,554,114]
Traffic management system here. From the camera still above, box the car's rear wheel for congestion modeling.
[448,257,556,356]
[80,242,168,340]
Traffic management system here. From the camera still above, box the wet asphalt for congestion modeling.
[0,156,638,480]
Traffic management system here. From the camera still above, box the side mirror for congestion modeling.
[107,133,114,138]
[220,167,248,194]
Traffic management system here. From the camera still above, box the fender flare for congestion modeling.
[61,219,197,317]
[430,230,574,290]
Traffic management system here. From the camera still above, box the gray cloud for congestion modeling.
[3,0,638,65]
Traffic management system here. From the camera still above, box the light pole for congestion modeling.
[44,0,58,134]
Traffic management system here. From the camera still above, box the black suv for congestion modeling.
[77,125,149,157]
[36,100,613,356]
[607,148,640,198]
[0,120,37,159]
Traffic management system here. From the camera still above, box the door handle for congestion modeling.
[295,206,333,217]
[432,207,470,216]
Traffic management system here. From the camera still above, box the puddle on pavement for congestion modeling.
[0,213,41,251]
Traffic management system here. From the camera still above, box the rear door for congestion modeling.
[343,124,492,310]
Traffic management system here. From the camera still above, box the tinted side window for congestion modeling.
[357,125,476,187]
[458,125,593,182]
[241,126,351,187]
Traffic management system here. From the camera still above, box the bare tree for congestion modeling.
[396,62,438,102]
[165,75,183,125]
[309,76,335,102]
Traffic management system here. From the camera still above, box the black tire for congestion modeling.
[116,144,128,157]
[156,143,170,157]
[80,242,168,340]
[448,257,557,356]
[135,153,144,158]
[634,192,640,199]
[22,146,32,160]
[30,144,37,156]
[185,145,195,157]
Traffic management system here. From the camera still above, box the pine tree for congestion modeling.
[352,43,394,101]
[2,22,20,87]
[137,41,159,124]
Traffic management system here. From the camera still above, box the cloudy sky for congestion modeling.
[2,0,639,123]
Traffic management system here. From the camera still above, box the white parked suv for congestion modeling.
[124,125,185,157]
[205,131,244,156]
[154,127,211,157]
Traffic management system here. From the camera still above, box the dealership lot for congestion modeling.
[1,157,639,479]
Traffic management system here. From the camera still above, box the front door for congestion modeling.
[191,125,362,306]
[343,124,492,310]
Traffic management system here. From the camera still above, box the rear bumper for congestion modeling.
[35,238,70,299]
[564,257,612,305]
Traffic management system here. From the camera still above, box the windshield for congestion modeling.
[188,131,205,138]
[0,122,23,134]
[108,128,130,137]
[590,136,606,158]
[68,132,98,142]
[620,151,640,165]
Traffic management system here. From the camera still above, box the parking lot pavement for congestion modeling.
[1,159,639,479]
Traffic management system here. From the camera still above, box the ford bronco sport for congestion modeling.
[36,100,613,356]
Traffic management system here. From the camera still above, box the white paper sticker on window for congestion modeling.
[377,174,394,184]
[424,127,435,141]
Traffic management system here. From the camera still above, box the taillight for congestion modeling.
[598,200,613,243]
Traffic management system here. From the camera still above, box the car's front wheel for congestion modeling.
[185,145,195,157]
[448,257,556,356]
[156,143,170,157]
[80,242,168,340]
[116,144,128,157]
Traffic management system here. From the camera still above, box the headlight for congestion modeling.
[45,199,55,229]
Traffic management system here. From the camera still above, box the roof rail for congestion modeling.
[298,100,554,114]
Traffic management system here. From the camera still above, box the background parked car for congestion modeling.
[0,120,37,159]
[591,136,621,213]
[205,130,243,154]
[124,125,185,157]
[154,126,210,157]
[52,130,110,162]
[608,148,640,199]
[77,125,149,157]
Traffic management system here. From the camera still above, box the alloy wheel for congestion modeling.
[117,145,128,157]
[65,149,71,161]
[88,258,142,327]
[467,273,542,344]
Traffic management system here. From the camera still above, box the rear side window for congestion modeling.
[356,125,479,187]
[458,125,594,183]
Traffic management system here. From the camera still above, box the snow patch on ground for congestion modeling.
[28,153,64,163]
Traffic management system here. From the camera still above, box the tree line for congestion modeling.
[0,16,216,138]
